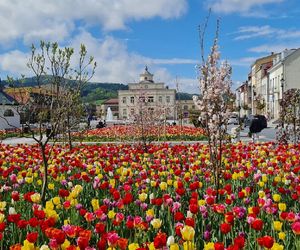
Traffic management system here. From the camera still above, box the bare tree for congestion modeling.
[4,41,96,205]
[193,15,233,199]
[127,87,171,150]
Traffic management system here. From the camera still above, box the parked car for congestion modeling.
[228,116,239,125]
[245,115,267,128]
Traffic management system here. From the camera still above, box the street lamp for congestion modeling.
[238,89,241,125]
[280,76,284,100]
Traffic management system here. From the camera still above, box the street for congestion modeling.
[227,124,277,143]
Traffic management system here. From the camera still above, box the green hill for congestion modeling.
[1,76,196,104]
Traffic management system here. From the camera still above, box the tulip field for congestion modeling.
[0,142,299,250]
[74,125,206,142]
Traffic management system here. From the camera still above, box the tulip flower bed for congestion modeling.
[0,142,300,249]
[0,129,22,140]
[73,125,207,142]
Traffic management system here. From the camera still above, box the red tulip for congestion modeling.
[251,219,263,231]
[153,232,167,249]
[291,221,300,235]
[234,235,246,248]
[26,232,38,243]
[214,242,225,250]
[220,223,231,234]
[257,236,274,249]
[77,236,89,250]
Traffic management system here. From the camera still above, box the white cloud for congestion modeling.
[0,50,30,76]
[233,25,300,41]
[171,78,199,94]
[207,0,284,15]
[0,30,198,93]
[0,0,187,46]
[229,57,256,66]
[144,58,199,65]
[248,44,299,53]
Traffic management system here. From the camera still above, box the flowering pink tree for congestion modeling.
[276,88,300,144]
[193,19,233,195]
[128,87,169,150]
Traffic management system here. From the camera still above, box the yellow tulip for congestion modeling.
[198,199,206,206]
[30,193,41,203]
[108,210,116,219]
[0,213,5,223]
[151,218,162,229]
[183,241,195,250]
[278,232,286,240]
[52,197,61,206]
[139,193,147,202]
[146,209,154,217]
[181,225,195,241]
[273,221,283,231]
[0,201,7,211]
[170,244,180,250]
[22,239,35,250]
[262,175,268,182]
[128,243,139,250]
[91,199,99,211]
[273,194,281,202]
[278,203,286,211]
[159,182,167,191]
[204,242,215,250]
[271,243,284,250]
[61,239,71,250]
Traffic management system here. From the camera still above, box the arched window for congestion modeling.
[4,109,14,117]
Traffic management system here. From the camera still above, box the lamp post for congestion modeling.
[280,76,284,100]
[238,89,241,125]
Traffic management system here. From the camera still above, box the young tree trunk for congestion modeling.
[40,143,48,206]
[67,115,73,150]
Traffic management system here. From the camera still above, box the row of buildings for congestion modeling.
[0,67,198,130]
[236,48,300,120]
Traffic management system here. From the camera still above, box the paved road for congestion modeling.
[1,125,277,146]
[228,124,277,143]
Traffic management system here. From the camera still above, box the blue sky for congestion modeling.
[0,0,300,93]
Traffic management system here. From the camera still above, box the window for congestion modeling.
[158,96,162,102]
[122,97,126,104]
[130,96,134,104]
[148,96,154,103]
[192,105,195,109]
[4,109,14,117]
[183,105,188,110]
[123,109,127,119]
[166,96,170,103]
[145,85,148,89]
[139,96,145,102]
[148,107,154,116]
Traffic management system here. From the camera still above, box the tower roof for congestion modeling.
[139,66,154,83]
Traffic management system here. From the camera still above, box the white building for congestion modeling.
[0,89,20,130]
[268,49,298,119]
[118,67,176,120]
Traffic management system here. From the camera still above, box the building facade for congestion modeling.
[0,89,20,130]
[250,53,277,115]
[118,67,176,120]
[176,99,196,125]
[236,48,300,121]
